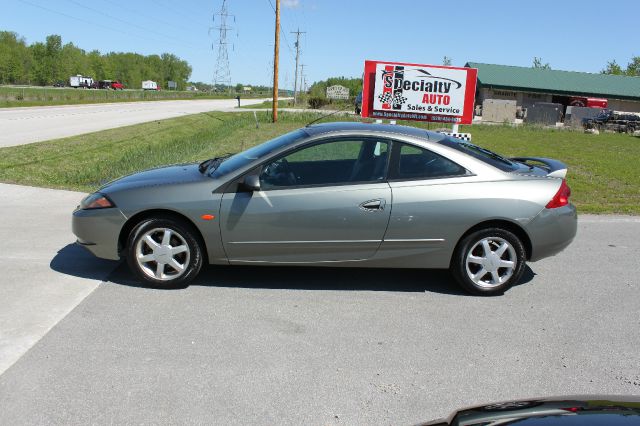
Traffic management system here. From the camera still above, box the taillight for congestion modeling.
[546,179,571,209]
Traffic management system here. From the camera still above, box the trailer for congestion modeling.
[569,97,608,109]
[583,109,640,134]
[142,80,159,91]
[69,75,94,89]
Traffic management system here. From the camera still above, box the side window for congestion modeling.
[260,138,389,190]
[392,143,466,180]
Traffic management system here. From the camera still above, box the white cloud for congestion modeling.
[282,0,300,8]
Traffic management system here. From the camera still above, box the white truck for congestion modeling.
[69,75,93,88]
[142,80,159,90]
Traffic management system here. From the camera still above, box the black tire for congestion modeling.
[126,218,203,289]
[450,228,526,296]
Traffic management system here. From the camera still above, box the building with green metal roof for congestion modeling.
[465,62,640,114]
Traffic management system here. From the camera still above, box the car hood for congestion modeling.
[420,395,640,425]
[99,163,209,193]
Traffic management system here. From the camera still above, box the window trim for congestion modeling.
[387,140,470,182]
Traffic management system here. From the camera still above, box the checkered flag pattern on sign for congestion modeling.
[378,92,407,105]
[378,93,393,104]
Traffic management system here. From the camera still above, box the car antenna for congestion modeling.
[305,104,355,127]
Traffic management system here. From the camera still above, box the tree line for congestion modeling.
[0,31,192,90]
[601,57,640,77]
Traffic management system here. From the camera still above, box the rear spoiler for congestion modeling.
[510,157,568,178]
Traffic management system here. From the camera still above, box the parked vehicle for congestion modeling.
[93,80,113,90]
[72,122,577,295]
[142,80,159,91]
[583,109,640,133]
[69,75,93,89]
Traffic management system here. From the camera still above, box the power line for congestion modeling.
[98,0,197,34]
[149,0,211,30]
[266,0,295,59]
[64,0,201,50]
[17,0,164,45]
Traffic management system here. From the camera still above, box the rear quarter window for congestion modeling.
[437,137,520,172]
[391,143,467,180]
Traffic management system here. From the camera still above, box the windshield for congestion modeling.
[210,129,307,178]
[437,137,521,172]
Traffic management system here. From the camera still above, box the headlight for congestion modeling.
[80,193,115,210]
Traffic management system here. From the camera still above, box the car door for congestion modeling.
[380,141,478,267]
[219,137,392,263]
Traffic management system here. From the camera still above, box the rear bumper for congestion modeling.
[72,207,127,260]
[526,204,577,262]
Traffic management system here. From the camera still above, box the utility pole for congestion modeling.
[291,28,306,105]
[211,0,234,92]
[300,63,306,94]
[272,0,280,122]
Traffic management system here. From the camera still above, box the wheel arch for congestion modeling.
[455,219,533,261]
[118,209,209,261]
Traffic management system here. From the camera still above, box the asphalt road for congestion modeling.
[0,183,638,426]
[0,98,269,148]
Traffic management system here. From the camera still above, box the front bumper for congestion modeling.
[526,204,578,262]
[72,207,127,260]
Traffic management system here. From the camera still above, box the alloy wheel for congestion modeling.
[465,236,517,288]
[135,227,190,281]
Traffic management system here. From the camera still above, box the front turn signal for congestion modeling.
[80,193,115,210]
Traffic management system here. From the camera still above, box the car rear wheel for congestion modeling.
[126,218,203,288]
[450,228,526,296]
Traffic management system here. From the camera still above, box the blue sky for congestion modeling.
[3,0,639,88]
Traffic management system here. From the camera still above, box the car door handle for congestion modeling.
[359,199,386,211]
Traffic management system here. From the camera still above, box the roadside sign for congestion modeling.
[326,85,350,100]
[361,60,477,124]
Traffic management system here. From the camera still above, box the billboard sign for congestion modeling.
[361,60,477,124]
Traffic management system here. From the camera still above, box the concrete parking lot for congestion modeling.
[0,183,638,425]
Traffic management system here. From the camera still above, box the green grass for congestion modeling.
[0,112,638,214]
[0,111,325,191]
[459,125,640,214]
[0,86,271,108]
[240,99,297,109]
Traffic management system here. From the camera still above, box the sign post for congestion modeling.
[361,60,477,126]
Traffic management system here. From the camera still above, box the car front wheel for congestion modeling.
[450,228,526,296]
[126,218,203,288]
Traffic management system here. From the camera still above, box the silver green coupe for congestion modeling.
[72,122,577,295]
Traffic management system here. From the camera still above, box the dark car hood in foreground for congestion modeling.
[99,163,208,193]
[420,395,640,426]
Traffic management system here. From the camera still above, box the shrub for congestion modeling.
[307,96,327,109]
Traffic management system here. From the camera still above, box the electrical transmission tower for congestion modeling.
[211,0,234,91]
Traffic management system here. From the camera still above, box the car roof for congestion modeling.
[304,121,446,142]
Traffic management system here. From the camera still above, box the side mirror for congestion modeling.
[241,175,261,192]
